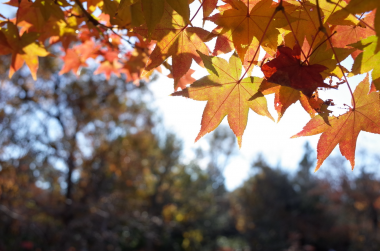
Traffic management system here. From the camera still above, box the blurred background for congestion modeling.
[0,54,380,251]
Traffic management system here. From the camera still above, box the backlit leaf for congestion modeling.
[292,75,380,171]
[172,52,273,147]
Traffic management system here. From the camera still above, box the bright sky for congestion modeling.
[1,0,379,190]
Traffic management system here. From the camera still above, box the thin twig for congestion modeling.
[302,31,337,65]
[280,0,309,64]
[239,3,281,82]
[74,0,141,50]
[305,30,320,60]
[316,0,355,109]
[190,0,205,23]
[326,0,376,32]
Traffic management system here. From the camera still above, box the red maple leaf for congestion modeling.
[261,45,333,97]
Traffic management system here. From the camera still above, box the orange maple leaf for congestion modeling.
[207,0,290,62]
[94,50,122,80]
[141,0,191,38]
[203,0,218,20]
[60,40,100,76]
[172,52,273,147]
[292,75,380,171]
[273,86,300,122]
[121,35,161,85]
[59,48,85,75]
[259,80,332,122]
[0,22,49,80]
[168,68,195,90]
[133,4,210,90]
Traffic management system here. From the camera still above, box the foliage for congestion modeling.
[292,75,380,171]
[0,0,379,170]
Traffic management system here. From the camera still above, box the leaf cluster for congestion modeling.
[1,0,380,170]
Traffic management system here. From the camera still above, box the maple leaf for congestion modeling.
[6,0,45,32]
[299,92,332,120]
[207,0,291,62]
[60,40,100,76]
[332,0,380,52]
[258,80,331,122]
[86,0,103,12]
[32,0,68,22]
[282,0,325,48]
[168,68,196,91]
[94,59,122,79]
[98,0,144,29]
[59,48,86,75]
[1,0,380,167]
[0,30,13,55]
[330,23,375,49]
[0,22,49,80]
[261,45,333,97]
[330,20,375,61]
[211,28,260,73]
[313,0,359,25]
[133,4,210,89]
[8,0,79,49]
[306,41,355,79]
[6,0,68,33]
[94,49,122,79]
[350,36,380,91]
[256,80,300,121]
[141,0,165,39]
[283,0,358,47]
[122,50,152,84]
[212,29,234,56]
[39,16,79,49]
[292,75,380,171]
[172,52,273,147]
[141,0,191,38]
[102,0,136,27]
[203,0,218,21]
[274,86,300,122]
[120,34,162,85]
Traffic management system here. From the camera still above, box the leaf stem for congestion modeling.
[238,4,280,82]
[315,0,325,31]
[326,0,376,32]
[74,0,143,51]
[327,38,355,109]
[280,6,309,64]
[316,0,356,110]
[305,30,320,60]
[190,0,205,23]
[302,31,337,65]
[74,0,101,27]
[297,0,320,32]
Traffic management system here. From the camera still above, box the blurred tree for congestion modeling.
[0,55,234,251]
[1,53,380,251]
[325,154,380,251]
[230,156,298,250]
[290,144,350,251]
[230,144,350,251]
[0,53,158,249]
[295,142,315,188]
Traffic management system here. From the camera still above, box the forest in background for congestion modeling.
[0,56,380,251]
